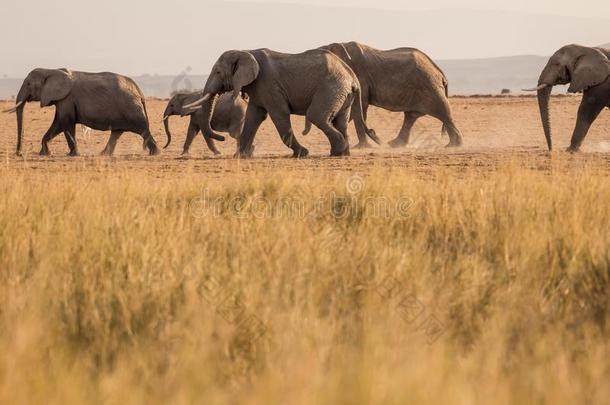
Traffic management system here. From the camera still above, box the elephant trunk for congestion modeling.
[200,95,226,142]
[163,116,172,149]
[15,86,28,155]
[537,85,553,151]
[16,103,25,156]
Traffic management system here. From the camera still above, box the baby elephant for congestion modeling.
[162,92,246,155]
[3,68,160,156]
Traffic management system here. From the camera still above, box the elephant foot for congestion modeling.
[39,148,50,156]
[330,146,350,157]
[234,149,253,159]
[148,145,160,156]
[292,148,309,158]
[353,141,372,149]
[367,129,382,145]
[235,144,255,159]
[67,150,79,157]
[566,146,580,153]
[388,137,408,148]
[100,150,113,157]
[445,139,463,148]
[212,150,222,156]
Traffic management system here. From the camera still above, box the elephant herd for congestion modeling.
[3,42,610,157]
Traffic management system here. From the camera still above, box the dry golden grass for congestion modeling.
[0,159,609,404]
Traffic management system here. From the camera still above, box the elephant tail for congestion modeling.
[352,84,381,145]
[302,118,313,135]
[441,80,449,136]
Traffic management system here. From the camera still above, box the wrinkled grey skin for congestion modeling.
[5,68,159,156]
[303,42,462,148]
[163,92,247,155]
[194,49,380,158]
[535,44,610,152]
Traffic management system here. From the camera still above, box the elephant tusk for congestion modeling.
[522,84,549,92]
[183,93,211,110]
[3,101,24,113]
[162,115,169,122]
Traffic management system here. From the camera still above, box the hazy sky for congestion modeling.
[1,0,609,77]
[267,0,610,18]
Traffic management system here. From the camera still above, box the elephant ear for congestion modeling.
[41,69,74,107]
[231,51,259,99]
[568,49,610,93]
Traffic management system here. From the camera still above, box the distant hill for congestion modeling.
[0,54,577,99]
[437,55,550,95]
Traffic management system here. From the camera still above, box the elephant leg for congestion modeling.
[140,129,159,156]
[568,90,608,152]
[353,102,371,149]
[229,117,245,156]
[236,104,267,158]
[269,112,309,158]
[389,112,424,148]
[199,126,222,156]
[429,103,462,147]
[39,115,63,156]
[444,122,463,148]
[101,131,124,156]
[64,122,79,156]
[181,122,199,156]
[332,109,351,156]
[308,112,349,157]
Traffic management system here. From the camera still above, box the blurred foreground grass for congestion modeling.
[0,162,608,404]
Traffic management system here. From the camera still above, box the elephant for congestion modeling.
[302,42,462,148]
[163,92,247,155]
[3,68,160,156]
[184,48,381,158]
[525,44,610,152]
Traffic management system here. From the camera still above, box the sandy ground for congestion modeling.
[1,96,609,177]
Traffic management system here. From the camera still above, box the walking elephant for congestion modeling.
[3,68,160,156]
[303,42,463,148]
[184,48,380,158]
[163,92,247,155]
[525,44,610,152]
